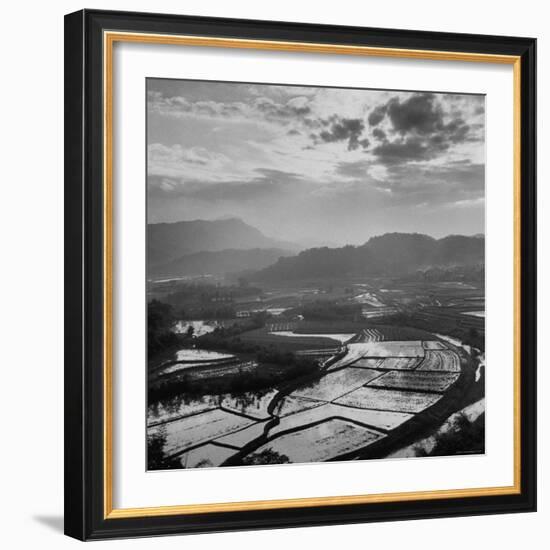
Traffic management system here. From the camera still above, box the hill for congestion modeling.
[254,232,484,281]
[148,218,296,266]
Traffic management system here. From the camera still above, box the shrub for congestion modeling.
[416,413,485,457]
[242,449,290,465]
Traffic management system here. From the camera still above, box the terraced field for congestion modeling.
[149,408,255,457]
[375,357,420,370]
[351,341,425,357]
[292,367,382,401]
[335,387,443,413]
[268,402,413,437]
[148,395,220,427]
[221,390,278,420]
[273,395,325,417]
[251,420,385,463]
[180,443,237,469]
[367,370,460,392]
[239,327,340,351]
[417,350,461,372]
[148,332,471,468]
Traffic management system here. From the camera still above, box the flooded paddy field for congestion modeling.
[147,273,484,470]
[148,321,481,469]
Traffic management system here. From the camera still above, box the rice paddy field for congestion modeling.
[334,387,443,414]
[174,349,233,362]
[374,357,421,370]
[179,443,237,469]
[268,402,412,437]
[148,395,220,427]
[215,421,270,448]
[147,271,485,470]
[417,350,461,372]
[269,330,355,343]
[148,324,477,467]
[250,420,385,463]
[150,408,255,457]
[239,328,341,351]
[273,395,325,417]
[350,341,425,357]
[367,370,460,392]
[292,367,382,401]
[221,390,278,420]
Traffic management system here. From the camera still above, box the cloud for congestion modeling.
[148,168,304,203]
[367,93,479,166]
[148,92,248,120]
[254,95,312,119]
[372,137,438,165]
[150,88,373,153]
[368,105,387,126]
[374,161,485,205]
[331,158,484,211]
[148,90,314,127]
[147,81,485,239]
[386,93,445,135]
[312,117,369,151]
[148,143,228,166]
[147,143,234,181]
[335,160,372,179]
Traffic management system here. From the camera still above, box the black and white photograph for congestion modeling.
[146,78,486,470]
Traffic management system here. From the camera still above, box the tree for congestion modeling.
[464,327,484,351]
[242,449,290,465]
[147,429,168,470]
[415,413,485,457]
[147,428,181,470]
[147,299,179,357]
[148,299,176,333]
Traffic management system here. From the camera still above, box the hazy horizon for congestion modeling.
[147,79,485,245]
[146,215,484,248]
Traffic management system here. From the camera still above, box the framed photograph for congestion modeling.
[64,9,536,540]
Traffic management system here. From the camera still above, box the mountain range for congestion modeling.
[148,218,297,268]
[254,233,484,281]
[147,219,484,279]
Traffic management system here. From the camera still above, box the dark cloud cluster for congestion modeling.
[372,128,386,140]
[367,93,479,166]
[312,117,370,151]
[368,105,387,126]
[386,93,445,135]
[372,138,438,165]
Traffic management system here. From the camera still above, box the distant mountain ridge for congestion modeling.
[254,232,484,281]
[148,218,297,266]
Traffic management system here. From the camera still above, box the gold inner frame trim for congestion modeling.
[103,30,522,520]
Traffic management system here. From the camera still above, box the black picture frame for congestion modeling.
[64,8,537,541]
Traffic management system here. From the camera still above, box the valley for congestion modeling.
[146,221,485,469]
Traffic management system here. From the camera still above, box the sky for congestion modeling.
[147,79,485,246]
